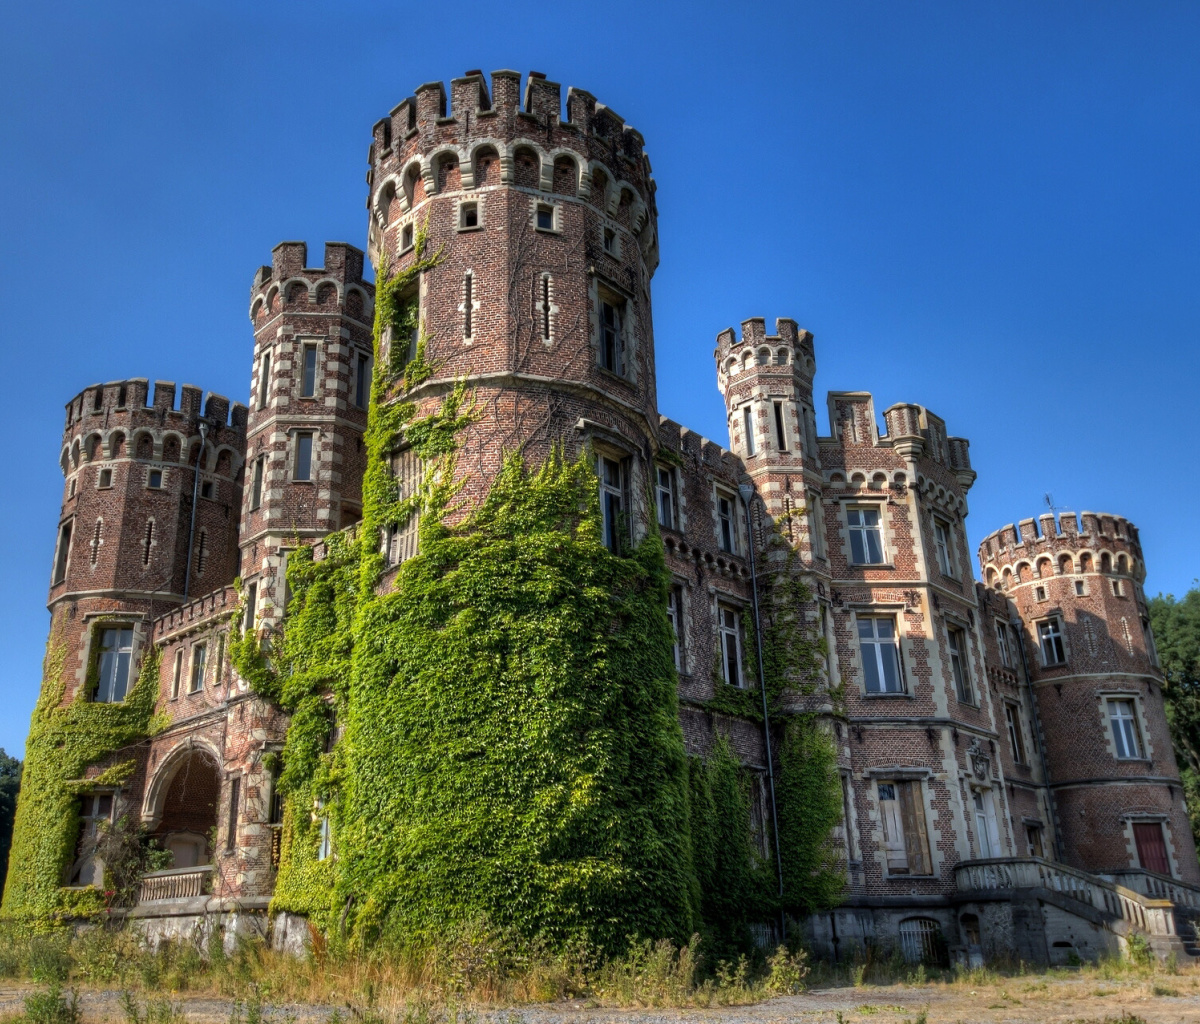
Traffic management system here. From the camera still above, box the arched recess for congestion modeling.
[469,142,502,187]
[512,144,542,189]
[141,738,223,831]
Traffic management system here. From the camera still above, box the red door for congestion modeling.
[1134,822,1170,875]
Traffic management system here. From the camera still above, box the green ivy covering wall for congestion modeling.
[1,632,164,923]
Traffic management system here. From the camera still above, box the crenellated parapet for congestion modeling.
[249,242,374,328]
[365,69,658,272]
[978,512,1145,589]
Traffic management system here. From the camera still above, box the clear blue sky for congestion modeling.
[2,2,1198,757]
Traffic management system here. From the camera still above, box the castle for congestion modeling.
[6,69,1198,966]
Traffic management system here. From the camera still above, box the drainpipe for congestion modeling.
[739,482,786,941]
[1014,620,1064,862]
[183,420,209,599]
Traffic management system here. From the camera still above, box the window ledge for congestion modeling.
[862,690,913,699]
[850,562,895,570]
[456,225,483,233]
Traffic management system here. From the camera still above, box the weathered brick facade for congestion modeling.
[19,68,1195,961]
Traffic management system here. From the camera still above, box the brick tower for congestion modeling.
[242,242,375,630]
[978,513,1199,882]
[364,70,661,537]
[49,379,246,707]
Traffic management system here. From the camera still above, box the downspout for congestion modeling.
[739,482,786,940]
[183,420,209,599]
[1014,620,1064,862]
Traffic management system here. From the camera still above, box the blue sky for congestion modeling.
[2,1,1198,757]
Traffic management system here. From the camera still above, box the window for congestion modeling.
[117,385,126,408]
[994,620,1012,668]
[216,632,225,682]
[71,793,114,886]
[317,799,332,860]
[535,203,554,231]
[947,625,972,703]
[603,226,616,253]
[1112,579,1124,597]
[717,491,737,554]
[225,777,240,853]
[808,493,825,559]
[1005,703,1027,764]
[294,432,314,481]
[244,582,257,632]
[847,507,884,564]
[200,480,213,499]
[599,457,626,554]
[539,274,553,341]
[53,522,72,583]
[90,518,102,566]
[972,789,1003,858]
[401,223,414,251]
[459,201,479,229]
[95,627,134,703]
[462,271,474,339]
[354,352,369,409]
[1035,586,1046,601]
[1108,698,1143,759]
[93,388,103,412]
[195,530,207,577]
[933,519,953,576]
[148,469,163,489]
[773,402,787,451]
[666,585,684,670]
[877,780,931,875]
[742,405,756,456]
[257,351,271,409]
[898,918,941,964]
[1075,579,1085,596]
[656,466,676,530]
[69,478,76,498]
[301,343,318,398]
[1143,618,1159,667]
[859,616,904,693]
[170,648,183,700]
[189,642,207,693]
[249,457,264,510]
[98,468,112,489]
[385,448,421,565]
[1038,618,1066,665]
[1026,824,1044,858]
[718,604,744,688]
[749,774,768,859]
[599,298,625,376]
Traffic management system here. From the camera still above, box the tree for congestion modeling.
[0,748,21,899]
[1148,588,1200,850]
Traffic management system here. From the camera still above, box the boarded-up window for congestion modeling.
[877,779,931,876]
[385,448,422,565]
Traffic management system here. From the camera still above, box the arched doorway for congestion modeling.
[146,746,221,868]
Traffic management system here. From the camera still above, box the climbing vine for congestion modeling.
[1,635,166,923]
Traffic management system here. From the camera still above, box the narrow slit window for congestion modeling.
[294,432,313,481]
[666,585,684,670]
[250,457,264,509]
[355,353,369,409]
[195,530,207,576]
[226,777,240,853]
[189,642,207,693]
[773,402,787,451]
[258,351,271,409]
[743,405,756,456]
[90,519,102,566]
[143,519,155,566]
[54,522,72,583]
[244,582,257,632]
[171,648,183,699]
[541,275,552,340]
[463,272,473,339]
[301,344,318,398]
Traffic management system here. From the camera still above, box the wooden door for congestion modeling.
[1134,822,1170,875]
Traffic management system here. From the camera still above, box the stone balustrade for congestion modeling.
[955,857,1177,938]
[138,864,213,902]
[1105,868,1200,911]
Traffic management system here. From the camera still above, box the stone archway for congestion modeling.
[144,744,221,867]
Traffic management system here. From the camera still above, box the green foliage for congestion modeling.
[775,717,846,912]
[1,638,164,923]
[0,749,20,902]
[1148,589,1200,851]
[24,982,81,1024]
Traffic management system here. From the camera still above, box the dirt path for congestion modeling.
[3,974,1200,1024]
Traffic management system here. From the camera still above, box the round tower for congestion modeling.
[243,241,375,630]
[50,378,246,706]
[362,70,661,526]
[978,512,1198,882]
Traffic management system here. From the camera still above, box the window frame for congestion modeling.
[1107,697,1145,760]
[717,602,745,688]
[716,489,738,555]
[300,342,319,398]
[250,456,265,510]
[655,465,676,531]
[293,431,314,482]
[933,516,955,577]
[1005,702,1027,764]
[846,505,886,565]
[857,614,905,694]
[666,583,685,672]
[257,349,272,410]
[94,625,135,704]
[1037,617,1067,666]
[354,351,370,409]
[598,455,629,555]
[947,623,973,704]
[534,201,558,233]
[458,199,481,231]
[994,619,1012,668]
[147,469,163,489]
[742,404,757,456]
[877,778,933,876]
[597,292,627,377]
[188,641,207,694]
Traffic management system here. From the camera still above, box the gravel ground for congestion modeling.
[4,975,1200,1024]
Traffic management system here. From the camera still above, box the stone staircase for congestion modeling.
[955,857,1200,962]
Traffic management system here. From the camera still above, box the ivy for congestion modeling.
[1,637,166,924]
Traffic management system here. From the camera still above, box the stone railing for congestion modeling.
[955,857,1176,937]
[138,865,213,903]
[1105,869,1200,911]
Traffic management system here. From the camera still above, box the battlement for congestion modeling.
[715,318,816,386]
[978,512,1144,581]
[249,242,374,323]
[62,378,248,443]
